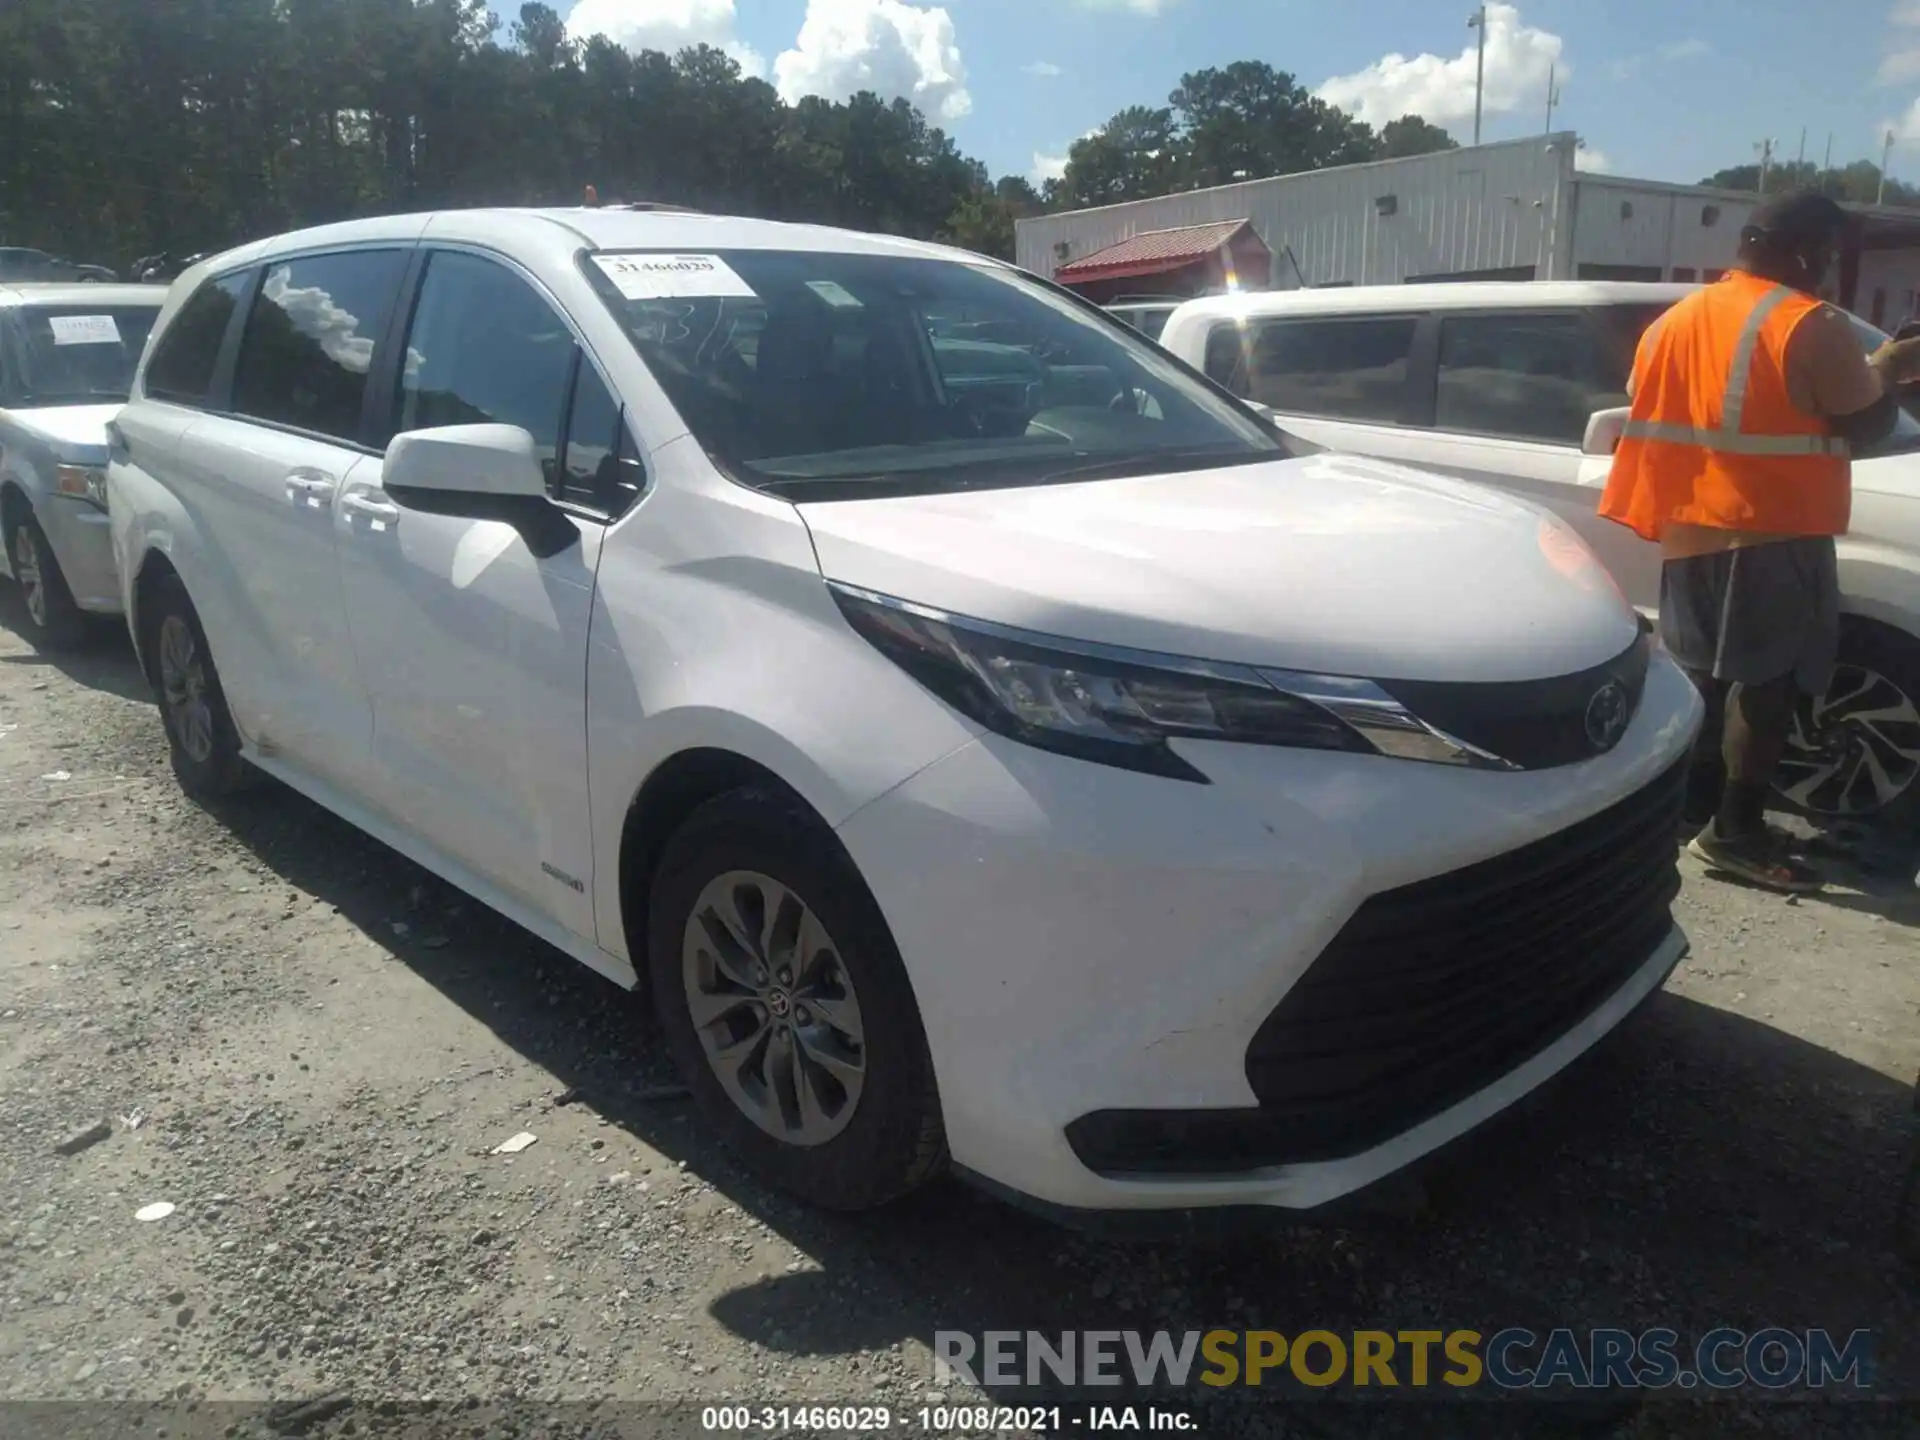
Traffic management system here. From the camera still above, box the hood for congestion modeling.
[799,452,1642,684]
[2,403,121,463]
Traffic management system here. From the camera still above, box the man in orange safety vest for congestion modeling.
[1599,191,1920,892]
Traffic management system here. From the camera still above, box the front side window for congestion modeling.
[233,249,408,444]
[145,272,249,405]
[395,251,576,487]
[11,304,161,405]
[584,249,1283,499]
[1434,312,1627,445]
[558,361,641,514]
[1204,316,1417,424]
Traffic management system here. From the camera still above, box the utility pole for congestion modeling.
[1543,63,1559,135]
[1468,6,1487,146]
[1822,133,1834,194]
[1795,128,1806,184]
[1757,137,1773,195]
[1879,129,1896,205]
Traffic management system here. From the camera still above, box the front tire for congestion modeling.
[140,575,252,799]
[1776,618,1920,833]
[5,510,87,650]
[647,788,945,1210]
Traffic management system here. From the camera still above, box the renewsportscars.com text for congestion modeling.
[933,1327,1873,1391]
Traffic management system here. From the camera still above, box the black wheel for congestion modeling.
[139,574,252,799]
[4,508,87,650]
[646,788,945,1210]
[1776,618,1920,833]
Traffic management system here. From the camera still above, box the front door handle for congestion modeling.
[341,493,401,525]
[285,468,336,508]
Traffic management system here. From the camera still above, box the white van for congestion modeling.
[1160,283,1920,829]
[108,212,1699,1219]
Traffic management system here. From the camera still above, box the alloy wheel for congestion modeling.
[1776,662,1920,817]
[681,869,866,1147]
[157,614,216,763]
[13,525,46,628]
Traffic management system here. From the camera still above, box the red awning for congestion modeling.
[1052,219,1263,284]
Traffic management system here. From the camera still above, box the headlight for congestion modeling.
[54,464,108,510]
[831,583,1374,782]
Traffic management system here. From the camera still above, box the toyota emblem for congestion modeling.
[1584,680,1630,752]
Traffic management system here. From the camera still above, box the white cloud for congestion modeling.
[1316,3,1563,131]
[262,266,375,374]
[1886,95,1920,145]
[1576,146,1613,173]
[1896,0,1920,24]
[565,0,765,76]
[1023,61,1063,77]
[1882,49,1920,84]
[774,0,970,121]
[1075,0,1171,12]
[1030,150,1068,184]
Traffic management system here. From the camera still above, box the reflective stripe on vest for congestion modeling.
[1618,282,1851,459]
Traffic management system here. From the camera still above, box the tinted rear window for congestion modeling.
[232,250,409,444]
[145,273,249,405]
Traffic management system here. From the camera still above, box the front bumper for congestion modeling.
[38,496,121,614]
[835,649,1701,1213]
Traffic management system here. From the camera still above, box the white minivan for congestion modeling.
[1160,283,1920,831]
[110,210,1698,1220]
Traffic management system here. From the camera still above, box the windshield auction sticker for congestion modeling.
[593,253,757,301]
[46,314,122,346]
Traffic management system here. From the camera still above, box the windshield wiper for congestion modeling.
[22,388,130,403]
[1031,446,1278,485]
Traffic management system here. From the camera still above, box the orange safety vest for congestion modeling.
[1598,270,1851,542]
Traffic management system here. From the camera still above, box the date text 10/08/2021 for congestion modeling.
[701,1406,1196,1432]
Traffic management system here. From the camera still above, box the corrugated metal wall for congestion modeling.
[1016,136,1577,288]
[1565,178,1755,276]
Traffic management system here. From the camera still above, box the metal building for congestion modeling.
[1016,133,1920,322]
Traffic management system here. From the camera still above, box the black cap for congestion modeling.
[1741,190,1848,247]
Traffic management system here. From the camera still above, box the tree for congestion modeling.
[1051,106,1181,209]
[1698,158,1920,209]
[1376,114,1457,160]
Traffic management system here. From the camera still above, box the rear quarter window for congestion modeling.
[145,272,250,405]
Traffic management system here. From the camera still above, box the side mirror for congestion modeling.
[1582,407,1629,457]
[381,424,577,555]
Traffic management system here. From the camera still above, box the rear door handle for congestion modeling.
[285,468,336,508]
[341,493,400,525]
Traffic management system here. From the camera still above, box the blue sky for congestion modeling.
[539,0,1920,192]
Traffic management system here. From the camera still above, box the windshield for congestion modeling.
[584,249,1284,499]
[11,304,161,405]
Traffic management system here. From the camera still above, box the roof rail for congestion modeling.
[608,201,702,214]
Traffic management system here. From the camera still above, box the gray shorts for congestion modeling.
[1658,536,1840,695]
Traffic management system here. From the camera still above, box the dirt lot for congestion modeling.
[2,595,1919,1439]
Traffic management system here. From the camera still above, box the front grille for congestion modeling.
[1064,758,1685,1178]
[1376,621,1653,769]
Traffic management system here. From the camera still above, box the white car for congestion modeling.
[0,284,166,646]
[109,210,1698,1219]
[1160,283,1920,830]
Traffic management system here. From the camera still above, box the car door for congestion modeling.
[1403,309,1663,610]
[333,246,617,940]
[175,248,409,792]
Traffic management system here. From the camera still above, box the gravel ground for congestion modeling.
[2,595,1919,1440]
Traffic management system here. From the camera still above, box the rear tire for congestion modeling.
[646,787,945,1210]
[140,574,252,799]
[1775,618,1920,835]
[4,509,87,651]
